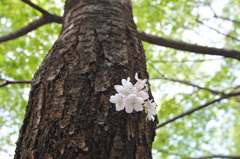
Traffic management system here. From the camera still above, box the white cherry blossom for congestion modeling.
[114,77,134,97]
[135,91,149,100]
[124,94,144,113]
[134,73,148,90]
[110,94,125,111]
[109,73,157,121]
[144,100,157,121]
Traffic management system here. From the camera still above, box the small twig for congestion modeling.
[0,79,31,88]
[148,57,224,63]
[156,91,240,129]
[20,0,62,22]
[188,155,240,159]
[0,147,13,157]
[157,149,182,156]
[21,0,51,16]
[208,4,217,17]
[151,77,224,95]
[208,4,240,25]
[196,19,240,42]
[149,64,224,95]
[215,16,240,25]
[21,0,62,22]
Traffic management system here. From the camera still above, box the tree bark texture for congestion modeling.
[15,0,157,158]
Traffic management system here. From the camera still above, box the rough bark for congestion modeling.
[14,0,157,159]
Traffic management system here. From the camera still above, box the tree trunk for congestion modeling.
[14,0,157,158]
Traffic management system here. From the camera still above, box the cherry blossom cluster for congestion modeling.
[110,73,157,121]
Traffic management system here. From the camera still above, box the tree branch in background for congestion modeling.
[196,19,240,42]
[156,147,240,159]
[214,16,240,25]
[0,17,61,43]
[151,77,224,95]
[138,31,240,61]
[148,57,224,63]
[189,155,240,159]
[0,79,31,88]
[208,4,240,25]
[157,149,181,157]
[21,0,51,16]
[21,0,62,23]
[149,64,224,95]
[0,0,62,43]
[2,0,240,63]
[156,91,240,129]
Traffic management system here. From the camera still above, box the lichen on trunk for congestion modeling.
[14,0,157,158]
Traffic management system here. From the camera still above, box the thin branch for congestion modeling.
[21,0,51,16]
[1,17,53,43]
[149,64,224,95]
[0,1,62,43]
[0,79,31,88]
[189,155,240,159]
[215,16,240,25]
[196,19,240,42]
[138,31,240,61]
[20,0,62,22]
[152,77,224,95]
[209,4,240,25]
[148,57,224,63]
[0,147,13,157]
[156,91,240,129]
[157,149,182,157]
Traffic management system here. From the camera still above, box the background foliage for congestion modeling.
[1,0,240,158]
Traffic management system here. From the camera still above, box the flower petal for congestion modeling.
[133,97,144,111]
[135,73,139,81]
[125,104,133,113]
[116,102,125,111]
[109,95,117,103]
